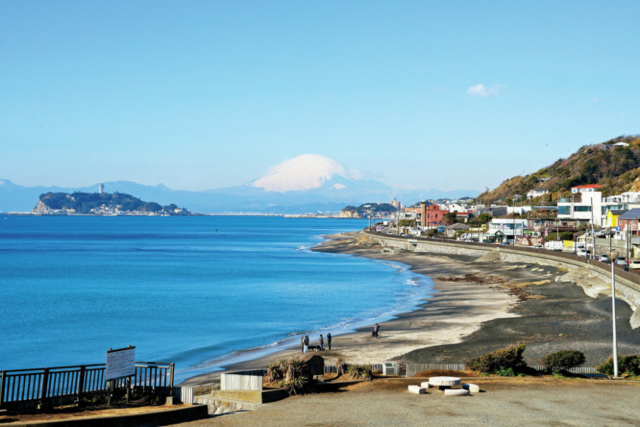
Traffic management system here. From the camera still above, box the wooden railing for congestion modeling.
[0,361,174,410]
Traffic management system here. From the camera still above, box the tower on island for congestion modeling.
[99,183,104,194]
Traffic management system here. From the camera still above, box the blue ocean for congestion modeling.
[0,216,432,382]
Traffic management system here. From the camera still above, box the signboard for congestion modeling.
[106,346,136,381]
[616,226,622,232]
[376,226,382,232]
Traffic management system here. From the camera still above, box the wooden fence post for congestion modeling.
[169,364,175,395]
[77,366,86,404]
[0,371,6,408]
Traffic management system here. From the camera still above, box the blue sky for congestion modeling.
[1,1,639,192]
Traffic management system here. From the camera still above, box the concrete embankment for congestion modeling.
[365,231,640,329]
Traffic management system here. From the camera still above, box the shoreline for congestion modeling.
[179,232,520,386]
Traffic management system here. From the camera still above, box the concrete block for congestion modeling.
[408,385,426,394]
[165,396,175,406]
[444,389,470,397]
[463,383,480,393]
[420,382,432,388]
[428,376,461,387]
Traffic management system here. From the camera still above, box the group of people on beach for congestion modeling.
[300,323,380,353]
[301,333,331,353]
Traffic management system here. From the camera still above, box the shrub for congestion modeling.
[266,363,283,382]
[495,367,515,377]
[335,357,347,376]
[597,355,640,376]
[277,358,311,395]
[346,364,372,381]
[542,350,586,373]
[466,344,528,374]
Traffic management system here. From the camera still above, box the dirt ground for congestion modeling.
[0,404,187,424]
[170,378,640,427]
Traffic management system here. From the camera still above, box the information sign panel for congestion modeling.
[616,226,622,232]
[106,346,136,381]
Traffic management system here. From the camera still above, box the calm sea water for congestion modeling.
[0,216,432,381]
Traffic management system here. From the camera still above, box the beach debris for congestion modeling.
[463,383,480,393]
[408,385,427,394]
[444,389,470,396]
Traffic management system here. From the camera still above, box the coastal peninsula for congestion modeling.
[32,191,192,216]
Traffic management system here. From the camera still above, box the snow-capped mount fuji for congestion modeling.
[202,154,393,210]
[251,154,355,193]
[243,154,390,199]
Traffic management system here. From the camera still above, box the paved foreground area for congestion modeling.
[171,379,640,427]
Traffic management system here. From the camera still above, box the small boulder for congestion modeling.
[408,385,426,394]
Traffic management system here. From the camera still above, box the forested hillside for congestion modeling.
[479,135,640,204]
[36,192,190,215]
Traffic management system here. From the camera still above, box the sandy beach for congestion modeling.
[179,230,633,386]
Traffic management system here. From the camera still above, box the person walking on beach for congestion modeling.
[301,336,305,353]
[303,335,309,353]
[319,334,324,351]
[327,333,332,350]
[373,323,379,338]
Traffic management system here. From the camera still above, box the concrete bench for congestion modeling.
[408,385,427,394]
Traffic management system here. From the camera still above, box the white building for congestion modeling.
[526,188,549,199]
[506,206,533,215]
[571,184,602,194]
[557,191,624,227]
[99,183,104,194]
[488,218,527,239]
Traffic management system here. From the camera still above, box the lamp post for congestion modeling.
[611,256,619,377]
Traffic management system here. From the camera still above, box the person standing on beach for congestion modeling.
[327,333,332,350]
[301,336,305,353]
[373,323,379,338]
[303,335,309,353]
[319,334,324,351]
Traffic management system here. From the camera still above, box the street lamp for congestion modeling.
[611,258,619,377]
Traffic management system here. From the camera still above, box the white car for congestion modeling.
[576,249,592,258]
[629,260,640,271]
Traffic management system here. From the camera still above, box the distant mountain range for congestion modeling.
[0,155,480,213]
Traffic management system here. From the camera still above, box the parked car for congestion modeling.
[598,254,610,263]
[615,257,628,266]
[576,249,592,258]
[629,260,640,271]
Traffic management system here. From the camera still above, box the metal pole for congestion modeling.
[513,198,516,247]
[590,198,595,259]
[611,260,619,377]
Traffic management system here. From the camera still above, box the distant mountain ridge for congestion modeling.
[0,154,481,213]
[0,179,480,214]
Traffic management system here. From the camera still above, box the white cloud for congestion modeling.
[467,84,502,98]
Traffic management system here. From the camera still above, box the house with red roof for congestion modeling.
[571,184,602,194]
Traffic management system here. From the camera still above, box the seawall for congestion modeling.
[364,231,640,328]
